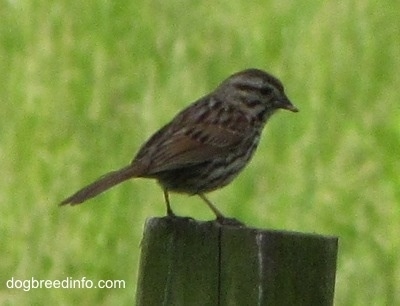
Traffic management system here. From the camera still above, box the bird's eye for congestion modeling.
[260,86,273,96]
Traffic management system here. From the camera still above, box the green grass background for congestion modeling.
[1,0,399,304]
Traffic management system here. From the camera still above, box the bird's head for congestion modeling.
[215,68,298,122]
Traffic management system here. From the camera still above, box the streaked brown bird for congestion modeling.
[60,68,298,224]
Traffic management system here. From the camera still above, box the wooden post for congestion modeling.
[136,217,338,306]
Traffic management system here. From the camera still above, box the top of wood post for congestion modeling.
[136,217,338,306]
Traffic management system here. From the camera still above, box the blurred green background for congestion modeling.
[1,0,399,305]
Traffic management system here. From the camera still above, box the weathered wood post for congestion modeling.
[136,217,338,305]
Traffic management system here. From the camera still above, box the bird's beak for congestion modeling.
[282,103,299,113]
[279,97,299,113]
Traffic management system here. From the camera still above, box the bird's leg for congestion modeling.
[198,193,226,220]
[198,193,245,227]
[163,189,176,217]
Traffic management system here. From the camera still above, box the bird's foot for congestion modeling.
[215,216,245,227]
[166,212,195,223]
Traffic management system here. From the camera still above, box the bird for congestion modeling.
[60,68,298,224]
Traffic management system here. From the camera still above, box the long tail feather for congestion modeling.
[60,166,137,206]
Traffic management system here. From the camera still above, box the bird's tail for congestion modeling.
[60,165,137,206]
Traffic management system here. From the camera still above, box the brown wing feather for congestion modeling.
[147,124,244,173]
[132,123,247,176]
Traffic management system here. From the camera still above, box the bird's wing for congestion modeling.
[132,122,249,176]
